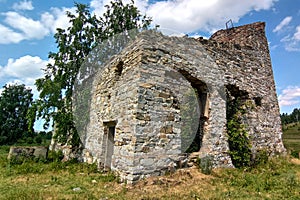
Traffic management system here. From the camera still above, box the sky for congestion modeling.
[0,0,300,116]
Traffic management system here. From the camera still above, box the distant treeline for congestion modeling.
[280,108,300,125]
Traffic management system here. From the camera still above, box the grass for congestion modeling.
[0,124,298,200]
[1,145,300,199]
[0,146,120,200]
[283,122,300,155]
[211,159,300,199]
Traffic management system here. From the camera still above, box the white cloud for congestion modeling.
[279,25,300,51]
[0,55,47,87]
[90,0,111,16]
[90,0,277,33]
[0,6,75,44]
[0,79,40,99]
[293,26,300,41]
[41,7,75,33]
[278,86,300,107]
[0,24,24,44]
[0,0,278,44]
[273,16,292,33]
[90,0,148,17]
[3,11,50,39]
[146,0,277,33]
[12,0,34,11]
[0,56,51,99]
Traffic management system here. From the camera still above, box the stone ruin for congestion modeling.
[8,146,48,160]
[80,22,286,183]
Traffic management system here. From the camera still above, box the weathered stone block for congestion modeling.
[8,146,48,160]
[140,158,154,166]
[160,125,173,134]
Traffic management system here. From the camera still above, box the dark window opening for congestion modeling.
[226,84,249,99]
[115,61,124,76]
[254,97,262,107]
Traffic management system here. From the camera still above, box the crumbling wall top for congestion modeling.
[209,22,267,51]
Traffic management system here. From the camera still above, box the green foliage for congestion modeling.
[26,137,34,144]
[36,0,152,147]
[281,108,300,125]
[47,150,64,162]
[227,117,252,168]
[9,131,51,146]
[291,150,299,158]
[0,84,34,145]
[226,88,252,168]
[34,134,43,144]
[251,149,269,167]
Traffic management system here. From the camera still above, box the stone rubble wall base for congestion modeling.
[49,137,82,162]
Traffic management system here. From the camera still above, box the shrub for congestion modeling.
[26,137,34,144]
[290,150,299,158]
[34,135,43,144]
[47,150,64,162]
[227,117,252,168]
[16,138,26,144]
[251,149,269,166]
[9,154,28,165]
[226,93,252,168]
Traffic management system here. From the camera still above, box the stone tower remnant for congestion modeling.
[81,22,286,183]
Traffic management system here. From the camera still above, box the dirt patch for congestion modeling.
[125,168,215,199]
[291,158,300,165]
[11,176,31,184]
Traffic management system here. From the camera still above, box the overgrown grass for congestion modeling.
[1,145,300,199]
[283,122,300,156]
[211,158,300,199]
[0,146,119,199]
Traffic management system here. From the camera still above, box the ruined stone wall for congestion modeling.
[198,22,285,155]
[135,32,232,168]
[84,41,143,173]
[83,22,285,183]
[131,64,187,181]
[84,32,233,183]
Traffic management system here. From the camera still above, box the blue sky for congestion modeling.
[0,0,299,115]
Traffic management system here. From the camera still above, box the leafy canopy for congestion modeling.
[35,0,152,146]
[280,108,300,125]
[0,84,34,145]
